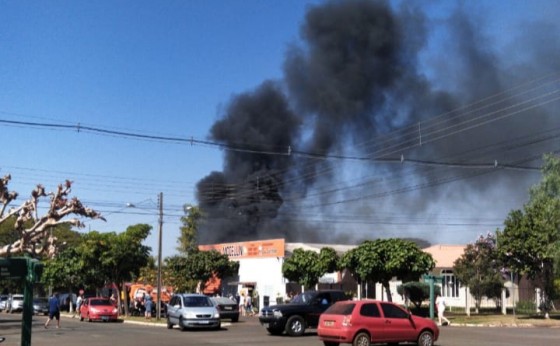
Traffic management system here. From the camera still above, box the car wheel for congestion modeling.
[179,317,187,331]
[266,327,283,335]
[88,314,92,322]
[80,315,84,322]
[166,317,173,329]
[352,332,370,346]
[417,330,434,346]
[285,315,305,336]
[231,316,239,323]
[324,342,340,346]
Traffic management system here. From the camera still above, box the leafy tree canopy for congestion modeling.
[166,249,239,293]
[177,205,202,254]
[454,233,504,309]
[339,238,435,301]
[497,154,560,306]
[282,247,339,289]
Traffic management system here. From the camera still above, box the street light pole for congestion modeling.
[156,192,163,321]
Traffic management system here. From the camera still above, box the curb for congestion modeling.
[61,313,231,328]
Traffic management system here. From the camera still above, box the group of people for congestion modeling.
[236,292,254,317]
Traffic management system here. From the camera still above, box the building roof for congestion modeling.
[286,242,357,255]
[422,244,466,268]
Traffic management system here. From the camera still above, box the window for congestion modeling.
[325,303,355,315]
[380,303,409,319]
[316,293,330,305]
[360,303,381,317]
[442,269,459,298]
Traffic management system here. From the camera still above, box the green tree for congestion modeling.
[282,247,339,290]
[41,247,84,293]
[454,233,504,312]
[75,231,112,289]
[167,249,239,293]
[497,154,560,316]
[0,215,19,246]
[102,224,152,311]
[165,255,198,292]
[51,224,82,250]
[177,205,201,254]
[339,239,435,301]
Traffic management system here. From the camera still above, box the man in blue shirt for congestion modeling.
[45,292,61,329]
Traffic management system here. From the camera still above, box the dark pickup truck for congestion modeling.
[258,290,349,336]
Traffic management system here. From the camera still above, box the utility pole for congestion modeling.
[156,192,163,321]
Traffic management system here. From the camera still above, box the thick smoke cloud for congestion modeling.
[195,0,560,245]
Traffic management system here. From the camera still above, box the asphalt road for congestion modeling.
[0,313,559,346]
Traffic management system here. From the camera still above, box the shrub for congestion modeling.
[516,300,536,314]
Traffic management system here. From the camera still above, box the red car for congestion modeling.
[318,300,439,346]
[79,297,119,322]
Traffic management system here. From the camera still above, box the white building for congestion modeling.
[199,239,519,313]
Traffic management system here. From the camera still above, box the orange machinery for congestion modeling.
[128,283,173,303]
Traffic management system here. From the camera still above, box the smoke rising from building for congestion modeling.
[195,0,560,245]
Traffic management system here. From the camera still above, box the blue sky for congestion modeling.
[1,0,559,259]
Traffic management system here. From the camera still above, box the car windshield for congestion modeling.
[90,299,111,306]
[13,296,23,301]
[33,298,48,303]
[290,292,316,304]
[212,297,236,305]
[184,296,212,307]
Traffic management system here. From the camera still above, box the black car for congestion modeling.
[259,290,349,336]
[210,297,239,322]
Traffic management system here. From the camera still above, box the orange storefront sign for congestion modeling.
[199,238,285,259]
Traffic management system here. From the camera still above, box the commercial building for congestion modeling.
[200,238,524,312]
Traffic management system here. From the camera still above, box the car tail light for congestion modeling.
[342,315,352,327]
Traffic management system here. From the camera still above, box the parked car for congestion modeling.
[317,299,439,346]
[5,294,24,313]
[210,296,239,322]
[0,295,8,311]
[32,297,49,315]
[79,297,119,322]
[259,290,350,336]
[166,293,221,330]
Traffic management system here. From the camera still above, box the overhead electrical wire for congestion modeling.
[1,73,559,229]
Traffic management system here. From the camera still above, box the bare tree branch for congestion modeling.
[0,176,105,258]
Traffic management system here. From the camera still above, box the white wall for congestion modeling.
[237,257,286,309]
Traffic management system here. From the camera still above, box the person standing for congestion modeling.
[245,295,253,316]
[45,292,61,329]
[239,292,246,317]
[144,294,153,320]
[435,294,450,326]
[72,292,83,319]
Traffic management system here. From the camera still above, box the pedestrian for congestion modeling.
[239,292,246,317]
[435,294,450,326]
[144,294,153,320]
[245,295,253,316]
[45,292,61,329]
[72,291,84,319]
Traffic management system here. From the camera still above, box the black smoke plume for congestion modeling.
[195,0,560,245]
